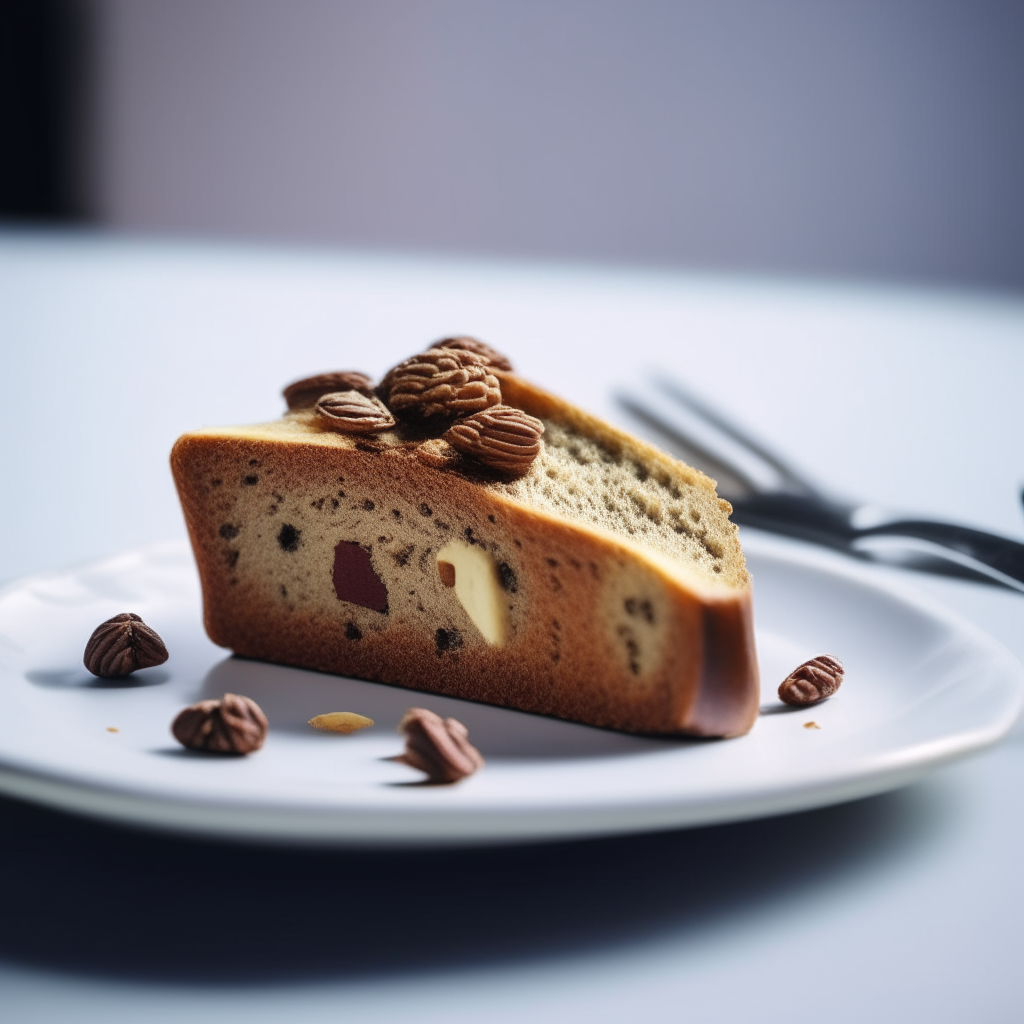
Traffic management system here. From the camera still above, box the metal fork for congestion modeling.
[617,376,1024,593]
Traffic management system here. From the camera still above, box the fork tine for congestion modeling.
[616,393,763,498]
[654,376,821,497]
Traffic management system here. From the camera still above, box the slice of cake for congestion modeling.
[170,339,759,737]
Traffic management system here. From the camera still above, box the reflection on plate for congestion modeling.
[0,536,1020,845]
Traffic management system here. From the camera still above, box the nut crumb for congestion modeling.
[308,712,374,734]
[804,721,821,730]
[106,727,119,733]
[415,438,460,469]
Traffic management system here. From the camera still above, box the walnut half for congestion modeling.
[397,707,484,783]
[433,336,514,371]
[171,693,269,754]
[379,349,501,419]
[84,613,168,677]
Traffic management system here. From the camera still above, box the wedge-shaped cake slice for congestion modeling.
[171,349,759,737]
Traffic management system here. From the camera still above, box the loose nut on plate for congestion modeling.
[315,390,396,434]
[397,707,484,783]
[778,654,844,706]
[283,371,375,410]
[443,405,544,477]
[433,336,514,372]
[84,613,169,677]
[378,349,501,419]
[308,712,374,733]
[171,693,269,754]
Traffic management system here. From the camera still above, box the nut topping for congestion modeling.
[316,390,396,434]
[778,655,844,706]
[379,349,501,419]
[397,707,484,783]
[434,336,513,372]
[171,693,268,754]
[83,613,169,677]
[283,371,375,410]
[443,405,544,477]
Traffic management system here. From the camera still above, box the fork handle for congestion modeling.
[858,520,1024,587]
[730,494,1024,591]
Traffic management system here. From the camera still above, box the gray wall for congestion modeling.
[90,0,1024,291]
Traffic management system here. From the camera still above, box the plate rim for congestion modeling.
[0,534,1020,846]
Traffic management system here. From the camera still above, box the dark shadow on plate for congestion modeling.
[151,747,243,760]
[198,655,692,759]
[0,775,954,986]
[759,702,810,716]
[26,668,172,690]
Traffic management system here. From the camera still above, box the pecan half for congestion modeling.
[379,349,501,419]
[397,707,484,783]
[316,390,396,434]
[283,371,375,410]
[171,693,268,754]
[84,613,169,677]
[778,655,844,706]
[443,405,544,477]
[434,336,513,372]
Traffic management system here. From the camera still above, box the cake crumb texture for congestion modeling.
[500,419,743,586]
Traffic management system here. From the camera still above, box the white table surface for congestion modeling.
[2,232,1023,1022]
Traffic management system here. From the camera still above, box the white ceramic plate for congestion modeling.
[0,535,1020,846]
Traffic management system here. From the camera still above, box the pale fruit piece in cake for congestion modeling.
[435,540,510,646]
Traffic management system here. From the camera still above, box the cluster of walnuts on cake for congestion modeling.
[282,336,545,479]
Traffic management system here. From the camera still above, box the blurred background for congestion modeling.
[4,8,1024,1021]
[3,0,1023,293]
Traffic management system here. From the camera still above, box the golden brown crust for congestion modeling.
[170,377,759,737]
